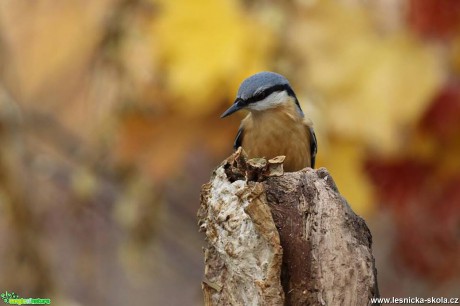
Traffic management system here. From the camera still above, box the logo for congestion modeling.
[1,292,51,305]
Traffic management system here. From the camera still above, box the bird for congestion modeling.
[221,71,317,172]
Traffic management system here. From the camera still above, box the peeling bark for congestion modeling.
[198,149,379,306]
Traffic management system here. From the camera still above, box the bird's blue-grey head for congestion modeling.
[221,71,303,118]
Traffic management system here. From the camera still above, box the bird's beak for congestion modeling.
[221,100,244,118]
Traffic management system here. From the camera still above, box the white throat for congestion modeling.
[247,90,289,111]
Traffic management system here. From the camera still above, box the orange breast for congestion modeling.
[240,105,312,172]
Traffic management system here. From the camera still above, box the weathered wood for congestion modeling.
[198,149,379,306]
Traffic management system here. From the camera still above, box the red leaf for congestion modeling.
[364,159,433,208]
[407,0,460,39]
[419,81,460,141]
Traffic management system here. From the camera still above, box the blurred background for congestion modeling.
[0,0,459,305]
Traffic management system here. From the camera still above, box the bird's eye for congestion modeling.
[254,91,267,101]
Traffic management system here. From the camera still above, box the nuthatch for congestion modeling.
[221,71,317,171]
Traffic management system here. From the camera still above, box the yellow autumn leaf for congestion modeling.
[289,1,443,154]
[316,140,374,216]
[152,0,274,117]
[329,35,442,153]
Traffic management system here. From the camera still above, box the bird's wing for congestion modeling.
[308,126,318,168]
[233,126,244,150]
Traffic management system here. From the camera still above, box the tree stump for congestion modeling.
[198,148,380,306]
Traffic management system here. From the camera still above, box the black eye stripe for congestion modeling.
[245,84,296,104]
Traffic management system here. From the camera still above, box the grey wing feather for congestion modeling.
[309,127,318,168]
[233,126,244,150]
